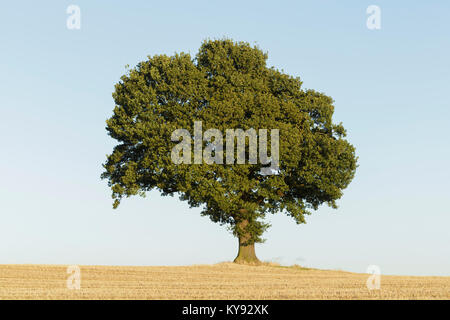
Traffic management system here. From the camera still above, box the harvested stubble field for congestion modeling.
[0,263,449,300]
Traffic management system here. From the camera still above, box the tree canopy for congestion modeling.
[102,39,357,263]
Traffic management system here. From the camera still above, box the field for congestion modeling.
[0,263,449,300]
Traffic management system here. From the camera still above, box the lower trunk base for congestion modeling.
[233,243,260,264]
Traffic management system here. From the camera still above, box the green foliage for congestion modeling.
[102,39,357,244]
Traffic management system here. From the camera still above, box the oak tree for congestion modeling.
[102,39,357,263]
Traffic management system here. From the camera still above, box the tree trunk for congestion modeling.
[233,219,260,264]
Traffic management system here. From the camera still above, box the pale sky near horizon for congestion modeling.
[1,1,449,276]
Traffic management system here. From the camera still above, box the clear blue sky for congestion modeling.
[1,1,449,276]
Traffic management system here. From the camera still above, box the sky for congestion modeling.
[0,1,449,276]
